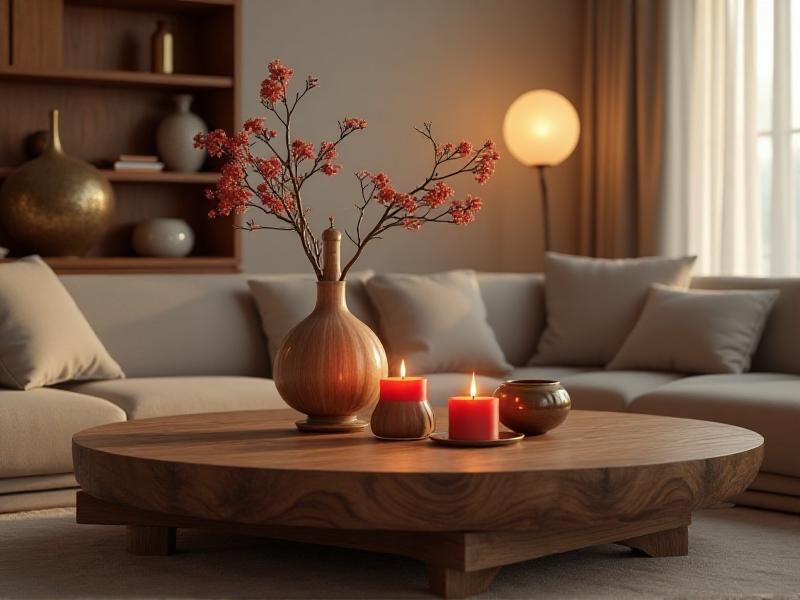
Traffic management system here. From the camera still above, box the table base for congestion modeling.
[76,491,690,599]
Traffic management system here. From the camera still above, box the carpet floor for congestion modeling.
[0,505,798,599]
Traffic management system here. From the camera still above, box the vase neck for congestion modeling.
[315,281,348,311]
[46,109,62,154]
[174,94,193,113]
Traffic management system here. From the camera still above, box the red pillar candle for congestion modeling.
[448,373,499,441]
[379,360,427,402]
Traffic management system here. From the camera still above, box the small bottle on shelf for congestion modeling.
[151,21,174,75]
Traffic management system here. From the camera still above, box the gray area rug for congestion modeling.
[0,506,798,599]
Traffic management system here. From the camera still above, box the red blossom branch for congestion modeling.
[194,59,499,281]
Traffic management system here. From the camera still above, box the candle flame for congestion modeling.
[469,372,477,399]
[400,359,406,379]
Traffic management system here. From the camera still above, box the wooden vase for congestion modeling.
[273,228,388,432]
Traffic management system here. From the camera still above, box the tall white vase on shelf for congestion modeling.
[156,94,207,172]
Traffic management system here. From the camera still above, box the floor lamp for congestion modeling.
[503,90,580,252]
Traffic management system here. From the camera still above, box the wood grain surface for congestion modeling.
[73,409,763,533]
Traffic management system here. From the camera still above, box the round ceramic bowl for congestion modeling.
[495,379,571,436]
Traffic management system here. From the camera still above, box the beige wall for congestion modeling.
[240,0,584,274]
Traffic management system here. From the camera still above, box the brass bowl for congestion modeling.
[495,379,571,435]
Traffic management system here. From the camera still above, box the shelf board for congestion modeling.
[0,67,233,90]
[66,0,235,13]
[0,256,239,274]
[0,167,219,184]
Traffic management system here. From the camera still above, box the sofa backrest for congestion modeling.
[690,276,800,374]
[62,274,270,378]
[59,271,798,377]
[475,273,545,366]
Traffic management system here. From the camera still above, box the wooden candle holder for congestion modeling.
[371,399,435,440]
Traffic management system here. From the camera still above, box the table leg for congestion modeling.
[618,525,689,557]
[126,525,176,556]
[426,564,501,599]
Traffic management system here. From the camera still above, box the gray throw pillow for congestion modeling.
[608,284,779,374]
[0,256,124,390]
[530,252,697,366]
[248,271,377,366]
[365,270,512,375]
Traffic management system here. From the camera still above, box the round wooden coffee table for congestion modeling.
[73,408,762,599]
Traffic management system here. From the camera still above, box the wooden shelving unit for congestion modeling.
[0,0,240,274]
[0,67,234,89]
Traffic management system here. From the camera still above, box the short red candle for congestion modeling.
[448,373,499,440]
[379,360,427,402]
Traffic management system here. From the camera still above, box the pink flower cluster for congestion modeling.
[475,140,500,184]
[342,117,368,130]
[450,194,483,225]
[291,139,314,161]
[260,59,294,104]
[422,182,454,208]
[319,141,340,176]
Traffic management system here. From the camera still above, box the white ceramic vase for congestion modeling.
[132,218,195,258]
[156,94,207,172]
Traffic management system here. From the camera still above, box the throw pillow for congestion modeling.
[608,284,779,374]
[248,271,377,366]
[0,256,125,390]
[365,270,512,375]
[530,252,697,366]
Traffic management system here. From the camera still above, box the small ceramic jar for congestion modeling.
[132,218,195,258]
[494,379,571,435]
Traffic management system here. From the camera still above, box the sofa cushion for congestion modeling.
[608,285,779,374]
[476,273,545,366]
[691,276,800,374]
[62,376,285,420]
[530,253,696,366]
[366,270,512,375]
[425,373,505,407]
[61,274,270,378]
[629,373,800,478]
[0,388,125,478]
[0,256,124,389]
[559,370,685,411]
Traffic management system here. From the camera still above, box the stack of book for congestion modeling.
[113,155,165,172]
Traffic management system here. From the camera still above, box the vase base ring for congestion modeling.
[295,416,368,433]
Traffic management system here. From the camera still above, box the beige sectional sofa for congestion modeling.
[1,273,798,514]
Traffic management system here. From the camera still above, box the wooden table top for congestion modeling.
[72,408,763,531]
[73,408,761,473]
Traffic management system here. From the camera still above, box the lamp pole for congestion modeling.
[535,165,550,252]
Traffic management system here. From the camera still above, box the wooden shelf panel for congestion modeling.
[66,0,235,13]
[0,68,233,89]
[0,256,239,274]
[0,167,220,184]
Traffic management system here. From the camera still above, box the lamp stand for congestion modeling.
[534,165,551,252]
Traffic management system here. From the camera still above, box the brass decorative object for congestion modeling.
[273,228,389,433]
[0,110,114,256]
[152,21,174,74]
[495,379,571,435]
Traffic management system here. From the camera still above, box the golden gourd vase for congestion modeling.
[0,109,114,256]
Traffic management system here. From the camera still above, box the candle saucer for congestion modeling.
[429,431,525,447]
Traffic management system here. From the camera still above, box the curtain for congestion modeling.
[579,0,666,257]
[662,0,797,276]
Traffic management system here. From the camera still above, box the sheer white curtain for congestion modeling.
[662,0,797,276]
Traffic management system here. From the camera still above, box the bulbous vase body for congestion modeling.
[133,218,195,258]
[156,94,207,172]
[274,281,388,432]
[0,110,114,256]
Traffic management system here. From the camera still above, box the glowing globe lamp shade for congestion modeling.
[502,90,580,167]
